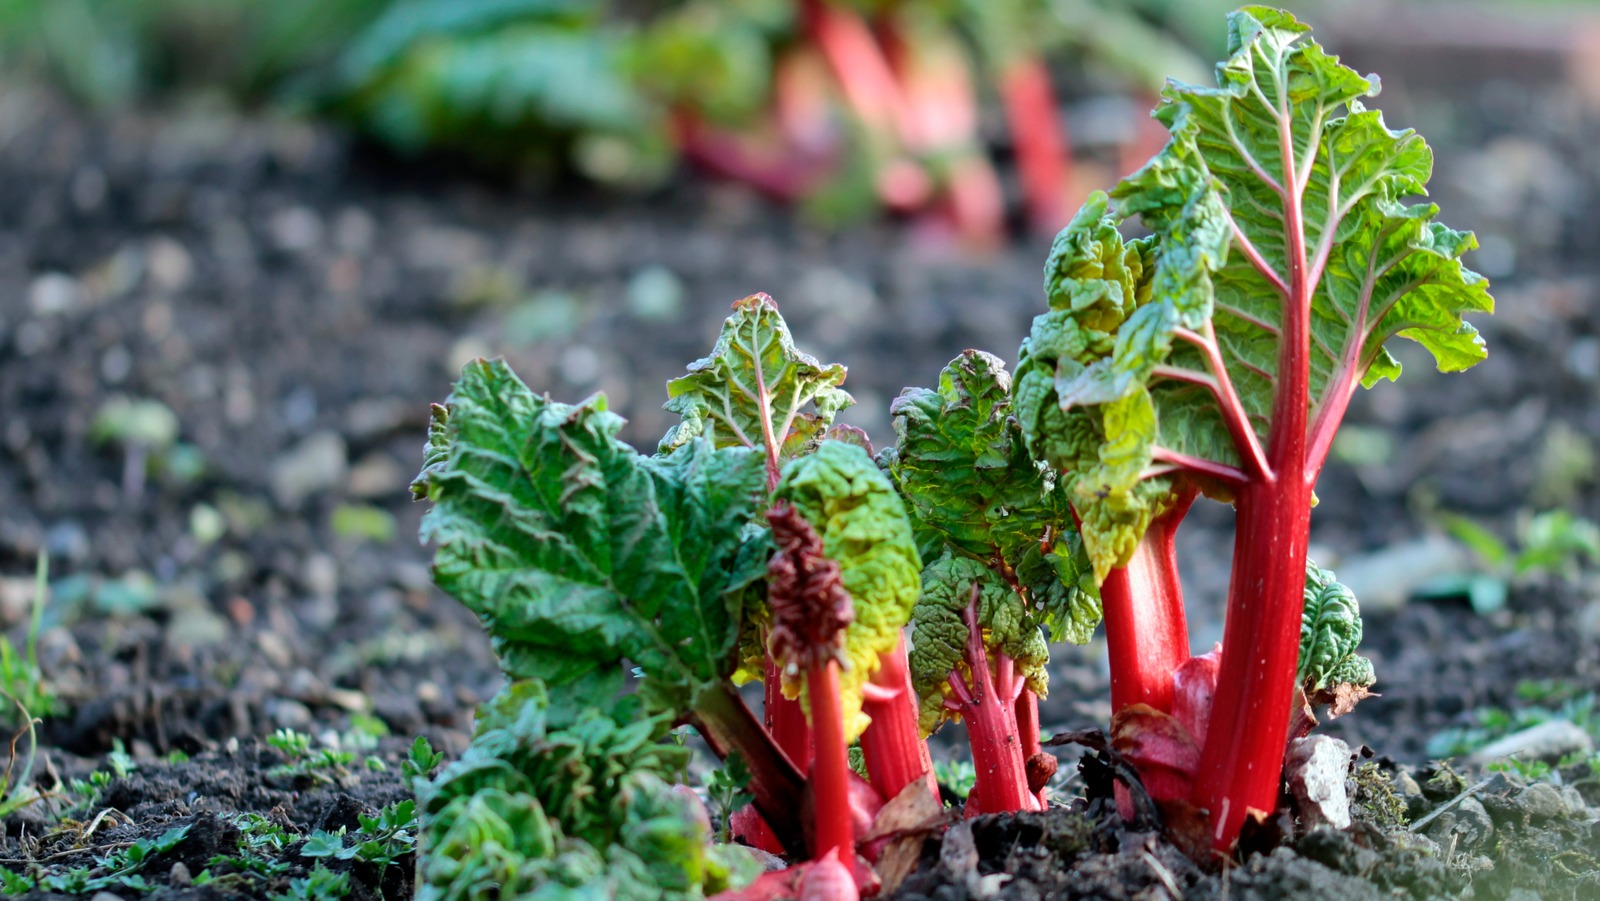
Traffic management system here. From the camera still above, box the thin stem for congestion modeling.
[748,319,782,489]
[807,657,855,859]
[1150,447,1247,488]
[1225,209,1289,298]
[1151,364,1218,391]
[692,682,809,858]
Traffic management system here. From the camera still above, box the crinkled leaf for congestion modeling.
[887,349,1102,644]
[415,358,768,715]
[662,293,853,473]
[416,678,741,901]
[908,554,1051,736]
[774,440,921,741]
[1298,560,1374,692]
[1019,7,1492,575]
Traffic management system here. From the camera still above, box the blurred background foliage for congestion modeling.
[0,1,1231,202]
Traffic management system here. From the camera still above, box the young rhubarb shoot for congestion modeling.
[765,501,856,859]
[663,293,856,836]
[773,440,926,798]
[1297,561,1377,720]
[884,351,1100,813]
[1018,6,1493,850]
[910,556,1047,815]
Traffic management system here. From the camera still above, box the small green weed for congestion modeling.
[400,735,442,782]
[301,799,417,888]
[934,758,978,801]
[1427,685,1598,759]
[1427,510,1600,614]
[705,752,752,842]
[266,729,355,784]
[270,863,351,901]
[4,824,191,896]
[0,553,55,724]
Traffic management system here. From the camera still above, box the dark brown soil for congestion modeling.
[4,5,1600,896]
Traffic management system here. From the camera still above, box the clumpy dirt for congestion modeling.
[889,751,1600,900]
[4,4,1600,897]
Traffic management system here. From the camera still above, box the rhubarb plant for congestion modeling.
[415,296,946,895]
[1016,6,1492,850]
[885,350,1101,813]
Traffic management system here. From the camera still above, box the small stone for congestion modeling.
[90,892,126,901]
[271,206,324,252]
[347,453,406,499]
[147,237,193,291]
[270,431,347,508]
[559,345,601,385]
[44,520,90,562]
[1423,796,1494,853]
[304,553,339,599]
[100,345,132,384]
[0,577,36,626]
[169,862,192,886]
[257,631,293,669]
[1287,735,1353,829]
[334,207,375,254]
[166,605,229,649]
[29,273,81,317]
[344,397,407,440]
[1561,784,1588,817]
[1470,720,1594,765]
[71,167,107,212]
[626,265,685,321]
[1514,782,1568,821]
[1330,535,1470,613]
[269,699,313,731]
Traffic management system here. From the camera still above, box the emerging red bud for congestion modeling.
[766,502,854,678]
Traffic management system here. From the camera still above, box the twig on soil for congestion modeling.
[1141,849,1183,898]
[81,806,123,839]
[0,839,137,865]
[1408,776,1494,833]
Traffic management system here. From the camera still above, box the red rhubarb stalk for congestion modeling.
[858,635,936,801]
[1097,489,1195,716]
[1014,687,1053,806]
[800,0,907,137]
[765,501,859,858]
[766,670,815,772]
[949,587,1038,816]
[806,656,855,857]
[1190,91,1316,844]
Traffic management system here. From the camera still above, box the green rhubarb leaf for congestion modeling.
[662,293,853,474]
[415,358,769,715]
[908,554,1051,737]
[417,678,745,901]
[1112,4,1493,405]
[773,440,921,741]
[1018,7,1492,576]
[886,349,1101,644]
[1298,561,1374,692]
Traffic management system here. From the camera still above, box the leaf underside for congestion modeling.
[1016,6,1493,578]
[662,293,853,471]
